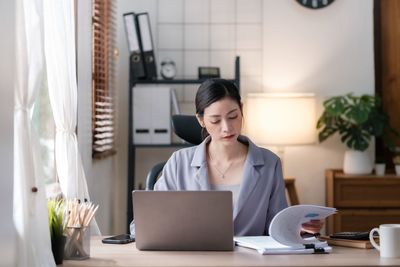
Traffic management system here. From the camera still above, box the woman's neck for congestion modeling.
[207,139,246,162]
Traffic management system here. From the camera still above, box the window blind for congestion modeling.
[92,0,117,158]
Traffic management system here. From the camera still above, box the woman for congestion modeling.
[131,78,322,236]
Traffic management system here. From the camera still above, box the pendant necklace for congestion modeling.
[208,151,232,179]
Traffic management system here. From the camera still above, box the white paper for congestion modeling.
[269,204,337,247]
[234,205,336,255]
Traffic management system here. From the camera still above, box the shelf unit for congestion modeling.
[126,57,241,230]
[325,169,400,235]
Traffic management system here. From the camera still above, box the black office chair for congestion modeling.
[145,115,202,190]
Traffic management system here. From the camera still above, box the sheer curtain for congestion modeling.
[14,0,55,266]
[43,0,99,233]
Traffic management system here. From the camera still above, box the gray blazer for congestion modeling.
[152,135,288,236]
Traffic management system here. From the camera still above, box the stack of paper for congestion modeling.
[234,205,337,255]
[234,236,331,255]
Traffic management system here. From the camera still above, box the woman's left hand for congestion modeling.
[301,219,324,235]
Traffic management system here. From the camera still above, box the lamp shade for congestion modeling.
[244,93,316,145]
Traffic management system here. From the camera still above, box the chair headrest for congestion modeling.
[171,115,203,145]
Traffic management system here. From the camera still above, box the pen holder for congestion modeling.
[64,226,90,260]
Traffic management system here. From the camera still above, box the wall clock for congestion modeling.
[296,0,335,9]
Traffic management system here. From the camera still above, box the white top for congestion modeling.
[209,183,241,205]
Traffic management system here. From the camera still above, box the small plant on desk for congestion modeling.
[48,199,67,265]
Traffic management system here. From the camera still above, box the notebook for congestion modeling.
[132,190,234,251]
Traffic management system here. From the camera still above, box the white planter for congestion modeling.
[374,163,386,176]
[395,165,400,176]
[343,150,373,174]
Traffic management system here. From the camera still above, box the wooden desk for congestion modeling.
[62,237,400,267]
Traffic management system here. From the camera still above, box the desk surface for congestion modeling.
[62,237,400,267]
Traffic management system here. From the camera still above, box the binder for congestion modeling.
[133,86,152,144]
[136,12,157,80]
[123,12,145,80]
[151,86,171,144]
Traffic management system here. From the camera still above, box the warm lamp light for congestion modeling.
[244,93,317,171]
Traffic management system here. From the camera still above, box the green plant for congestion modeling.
[47,199,66,240]
[317,94,395,151]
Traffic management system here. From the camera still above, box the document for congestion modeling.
[234,205,337,255]
[234,236,331,255]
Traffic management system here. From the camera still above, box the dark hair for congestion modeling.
[195,79,242,139]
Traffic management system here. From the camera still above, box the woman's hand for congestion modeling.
[301,219,324,236]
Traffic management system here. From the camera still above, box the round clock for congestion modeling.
[296,0,335,9]
[160,59,177,80]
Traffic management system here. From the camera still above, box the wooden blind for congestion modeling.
[92,0,117,158]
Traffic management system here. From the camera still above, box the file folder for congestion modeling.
[123,12,146,80]
[136,12,157,80]
[151,87,171,144]
[133,85,171,144]
[133,86,152,144]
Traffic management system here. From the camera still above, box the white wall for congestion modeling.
[0,0,16,266]
[262,0,374,205]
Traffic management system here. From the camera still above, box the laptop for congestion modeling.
[132,190,234,251]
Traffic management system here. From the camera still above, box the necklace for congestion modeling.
[208,151,232,179]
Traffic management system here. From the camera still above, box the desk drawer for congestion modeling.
[334,178,400,207]
[327,209,400,234]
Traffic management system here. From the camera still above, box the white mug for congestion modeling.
[369,224,400,258]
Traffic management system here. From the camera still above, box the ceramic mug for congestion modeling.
[369,224,400,258]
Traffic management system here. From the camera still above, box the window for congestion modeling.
[92,0,117,158]
[32,74,56,185]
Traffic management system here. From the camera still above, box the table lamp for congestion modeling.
[244,93,317,172]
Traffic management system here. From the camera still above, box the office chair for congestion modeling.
[145,115,202,190]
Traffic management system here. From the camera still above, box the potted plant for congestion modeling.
[48,199,66,265]
[317,94,394,174]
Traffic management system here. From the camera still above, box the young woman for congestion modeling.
[131,78,322,236]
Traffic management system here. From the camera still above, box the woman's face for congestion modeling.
[197,97,243,144]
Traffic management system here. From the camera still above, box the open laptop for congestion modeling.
[132,191,234,251]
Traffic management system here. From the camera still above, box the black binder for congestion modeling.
[123,12,146,81]
[136,12,157,80]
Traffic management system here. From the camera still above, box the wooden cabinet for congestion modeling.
[325,169,400,234]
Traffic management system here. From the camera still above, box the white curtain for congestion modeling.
[43,0,99,234]
[14,0,55,266]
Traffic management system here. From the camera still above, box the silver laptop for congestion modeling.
[132,191,234,251]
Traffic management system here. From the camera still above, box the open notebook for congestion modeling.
[234,205,337,255]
